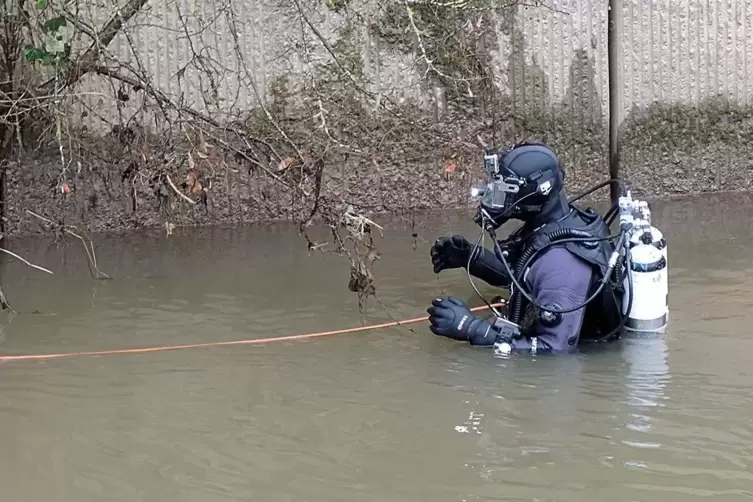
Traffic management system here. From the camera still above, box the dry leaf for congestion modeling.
[184,170,203,195]
[277,156,298,172]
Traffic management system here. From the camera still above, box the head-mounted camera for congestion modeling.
[470,148,525,215]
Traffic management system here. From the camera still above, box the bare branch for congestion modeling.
[38,0,152,91]
[0,247,54,275]
[92,66,221,127]
[0,234,54,313]
[0,0,516,316]
[165,173,196,205]
[24,210,111,280]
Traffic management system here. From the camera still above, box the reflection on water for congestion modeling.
[621,333,670,453]
[0,192,752,501]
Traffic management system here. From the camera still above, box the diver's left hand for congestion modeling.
[427,296,478,341]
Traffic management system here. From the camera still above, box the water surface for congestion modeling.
[0,193,752,501]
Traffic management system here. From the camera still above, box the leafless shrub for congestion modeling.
[0,0,542,311]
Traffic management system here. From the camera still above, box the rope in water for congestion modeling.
[0,303,504,363]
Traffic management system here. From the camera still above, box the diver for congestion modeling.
[427,141,626,355]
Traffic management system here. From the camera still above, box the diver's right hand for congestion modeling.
[430,235,473,274]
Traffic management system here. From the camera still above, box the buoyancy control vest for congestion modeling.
[502,204,624,342]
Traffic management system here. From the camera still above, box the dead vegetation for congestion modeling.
[0,0,545,313]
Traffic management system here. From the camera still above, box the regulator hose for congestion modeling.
[465,229,502,317]
[510,231,626,341]
[494,226,632,322]
[505,228,599,323]
[567,178,625,204]
[516,232,623,287]
[568,178,622,229]
[604,203,619,227]
[465,190,541,315]
[591,247,633,343]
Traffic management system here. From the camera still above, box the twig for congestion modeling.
[24,210,111,280]
[92,66,220,127]
[165,173,196,205]
[0,234,54,313]
[343,209,384,235]
[0,248,53,275]
[38,0,152,91]
[373,294,416,333]
[288,0,422,128]
[0,286,15,314]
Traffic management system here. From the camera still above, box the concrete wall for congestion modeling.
[6,0,753,234]
[72,0,753,123]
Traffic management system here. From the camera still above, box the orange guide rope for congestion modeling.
[0,303,504,363]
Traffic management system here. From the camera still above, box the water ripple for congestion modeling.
[1,209,752,501]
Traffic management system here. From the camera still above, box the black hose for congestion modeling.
[506,248,534,323]
[466,230,500,316]
[494,227,631,320]
[464,189,540,313]
[506,245,536,324]
[464,184,624,321]
[516,233,622,286]
[505,228,600,323]
[568,178,625,204]
[604,203,619,226]
[510,233,622,325]
[592,244,633,343]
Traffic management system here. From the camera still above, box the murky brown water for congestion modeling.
[1,192,752,501]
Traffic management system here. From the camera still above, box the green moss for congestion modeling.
[329,21,363,78]
[269,75,292,115]
[620,96,753,150]
[615,96,753,194]
[324,0,350,14]
[514,109,603,149]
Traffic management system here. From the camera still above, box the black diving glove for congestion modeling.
[430,236,511,287]
[427,296,499,346]
[430,235,473,273]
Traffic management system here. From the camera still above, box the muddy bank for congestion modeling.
[1,96,751,238]
[3,0,751,238]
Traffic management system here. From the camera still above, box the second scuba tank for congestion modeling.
[629,202,667,262]
[617,191,669,332]
[629,223,669,325]
[622,239,668,332]
[630,225,667,261]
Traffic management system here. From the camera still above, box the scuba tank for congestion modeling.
[622,238,668,332]
[629,201,667,261]
[619,193,669,332]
